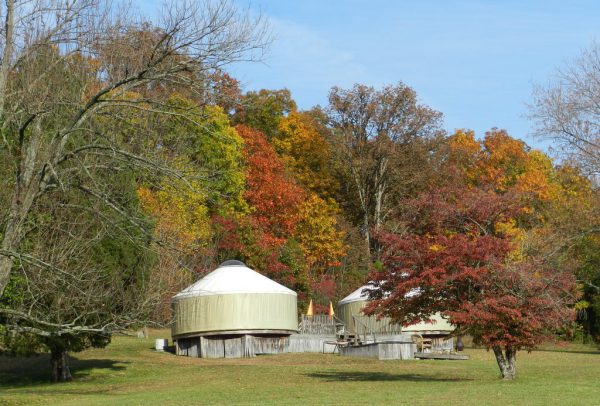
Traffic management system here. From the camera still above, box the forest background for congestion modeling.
[0,0,599,382]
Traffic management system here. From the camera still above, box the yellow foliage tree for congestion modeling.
[137,169,213,323]
[137,177,211,254]
[446,129,575,259]
[294,194,347,271]
[448,129,555,202]
[275,111,338,197]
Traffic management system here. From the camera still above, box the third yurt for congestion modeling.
[337,284,455,350]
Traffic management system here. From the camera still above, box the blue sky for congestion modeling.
[227,0,600,151]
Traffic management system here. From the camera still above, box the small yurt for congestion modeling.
[171,260,297,358]
[337,284,454,349]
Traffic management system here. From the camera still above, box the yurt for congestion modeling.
[337,284,454,349]
[171,260,297,358]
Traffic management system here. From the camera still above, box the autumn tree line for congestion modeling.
[1,0,599,381]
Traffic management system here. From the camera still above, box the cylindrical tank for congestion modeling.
[155,338,169,351]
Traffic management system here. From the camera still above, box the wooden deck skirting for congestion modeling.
[175,334,291,358]
[414,352,470,360]
[338,341,417,360]
[172,314,456,359]
[289,335,338,353]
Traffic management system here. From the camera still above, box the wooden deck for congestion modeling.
[414,352,470,360]
[339,341,416,360]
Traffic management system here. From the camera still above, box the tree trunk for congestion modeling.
[373,156,388,231]
[0,201,31,297]
[374,181,385,230]
[0,218,22,296]
[456,335,464,351]
[0,256,14,298]
[492,345,517,380]
[352,166,371,249]
[50,347,72,383]
[0,124,45,297]
[363,210,371,248]
[0,0,15,120]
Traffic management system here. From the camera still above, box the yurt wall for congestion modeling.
[337,284,454,337]
[171,292,297,337]
[337,299,402,336]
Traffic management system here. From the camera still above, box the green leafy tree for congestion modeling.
[0,0,268,381]
[327,83,443,250]
[234,89,296,139]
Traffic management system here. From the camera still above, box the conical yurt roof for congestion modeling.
[338,283,419,305]
[338,284,372,305]
[173,260,296,301]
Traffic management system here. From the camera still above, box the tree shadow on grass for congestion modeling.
[307,371,472,382]
[533,348,600,356]
[0,354,128,388]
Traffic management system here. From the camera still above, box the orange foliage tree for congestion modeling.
[217,125,347,307]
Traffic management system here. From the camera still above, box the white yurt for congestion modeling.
[337,284,454,349]
[171,260,297,358]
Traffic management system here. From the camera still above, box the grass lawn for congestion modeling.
[1,331,598,406]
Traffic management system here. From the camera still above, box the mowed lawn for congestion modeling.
[1,331,599,406]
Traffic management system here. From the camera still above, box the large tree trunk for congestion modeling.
[0,0,15,297]
[0,0,14,119]
[0,123,46,297]
[0,193,36,297]
[50,347,72,383]
[492,345,517,380]
[0,219,23,296]
[373,155,388,231]
[362,210,371,248]
[374,181,385,230]
[0,256,14,298]
[353,174,371,250]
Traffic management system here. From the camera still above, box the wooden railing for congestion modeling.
[352,315,374,343]
[298,314,344,335]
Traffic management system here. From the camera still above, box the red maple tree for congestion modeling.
[365,186,577,380]
[237,125,306,241]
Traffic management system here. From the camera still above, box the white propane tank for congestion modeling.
[155,338,168,351]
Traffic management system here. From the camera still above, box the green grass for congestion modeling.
[1,331,599,406]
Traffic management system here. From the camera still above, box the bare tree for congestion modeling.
[327,83,443,250]
[1,179,156,381]
[0,0,270,298]
[530,43,600,176]
[0,0,269,381]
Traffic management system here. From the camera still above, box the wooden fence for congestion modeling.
[297,314,339,335]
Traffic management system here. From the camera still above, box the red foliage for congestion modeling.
[208,127,310,294]
[311,276,337,298]
[237,124,306,241]
[365,185,577,352]
[211,214,245,253]
[208,71,241,113]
